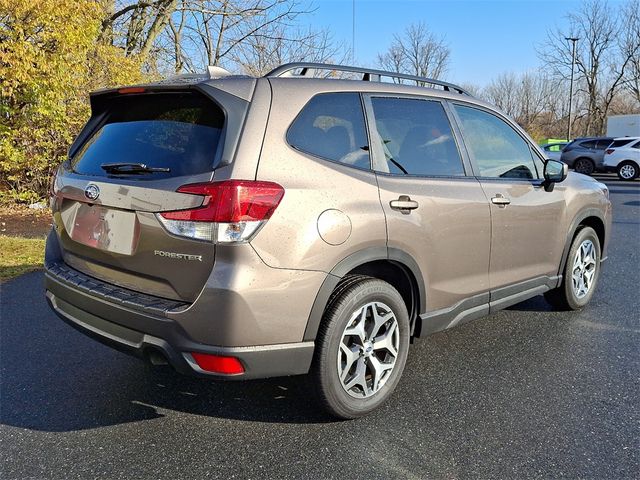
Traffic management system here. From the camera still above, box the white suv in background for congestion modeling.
[603,137,640,180]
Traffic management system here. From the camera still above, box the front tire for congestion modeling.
[617,160,639,181]
[545,226,601,310]
[573,158,595,175]
[312,276,410,419]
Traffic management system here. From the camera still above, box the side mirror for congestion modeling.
[543,159,568,192]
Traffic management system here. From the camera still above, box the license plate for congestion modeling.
[67,203,139,255]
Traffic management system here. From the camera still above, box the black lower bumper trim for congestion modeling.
[45,289,315,380]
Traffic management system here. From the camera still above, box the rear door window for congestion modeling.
[287,93,370,170]
[368,97,465,176]
[71,92,224,178]
[580,140,597,149]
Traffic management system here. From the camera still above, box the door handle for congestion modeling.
[491,194,511,207]
[390,195,419,214]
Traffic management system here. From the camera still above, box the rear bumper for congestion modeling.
[45,279,314,379]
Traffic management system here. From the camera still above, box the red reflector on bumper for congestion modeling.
[118,87,146,94]
[191,352,245,375]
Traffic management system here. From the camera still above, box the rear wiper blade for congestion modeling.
[100,162,170,174]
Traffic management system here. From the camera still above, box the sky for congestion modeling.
[309,0,625,87]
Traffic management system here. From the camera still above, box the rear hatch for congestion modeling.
[51,85,250,302]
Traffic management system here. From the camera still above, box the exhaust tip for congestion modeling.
[146,348,169,366]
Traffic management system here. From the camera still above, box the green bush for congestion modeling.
[0,0,146,203]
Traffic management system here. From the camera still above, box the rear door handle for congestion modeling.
[491,194,511,207]
[390,195,419,214]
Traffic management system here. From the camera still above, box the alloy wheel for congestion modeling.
[574,159,594,175]
[337,301,399,398]
[571,239,597,299]
[619,164,637,180]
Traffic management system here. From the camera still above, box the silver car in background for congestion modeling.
[560,137,614,175]
[540,142,569,161]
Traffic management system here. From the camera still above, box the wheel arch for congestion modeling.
[558,209,607,276]
[618,159,640,178]
[303,247,426,341]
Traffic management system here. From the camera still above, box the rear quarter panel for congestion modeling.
[251,81,387,273]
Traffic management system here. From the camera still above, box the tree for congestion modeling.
[232,25,345,76]
[0,0,144,202]
[483,71,564,139]
[377,22,450,83]
[620,0,640,102]
[101,0,322,74]
[539,0,640,136]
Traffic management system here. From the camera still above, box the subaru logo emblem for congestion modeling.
[84,184,100,201]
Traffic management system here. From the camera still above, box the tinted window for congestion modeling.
[72,92,224,178]
[287,93,370,169]
[595,139,613,149]
[610,139,634,148]
[632,141,640,149]
[579,140,597,149]
[370,97,464,176]
[453,105,538,179]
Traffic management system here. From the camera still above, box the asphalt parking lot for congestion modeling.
[1,174,638,479]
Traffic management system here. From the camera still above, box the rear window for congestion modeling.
[71,92,224,178]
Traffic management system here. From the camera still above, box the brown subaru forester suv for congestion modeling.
[45,63,611,418]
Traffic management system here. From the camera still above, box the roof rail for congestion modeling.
[265,62,471,96]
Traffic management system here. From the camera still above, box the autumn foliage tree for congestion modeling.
[0,0,145,203]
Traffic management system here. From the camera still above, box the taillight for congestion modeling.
[605,149,614,154]
[157,180,284,243]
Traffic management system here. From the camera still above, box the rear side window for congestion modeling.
[454,104,538,179]
[71,92,224,178]
[287,93,370,170]
[580,140,597,149]
[610,139,634,148]
[633,141,640,149]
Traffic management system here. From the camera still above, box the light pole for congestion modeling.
[565,37,579,141]
[352,0,356,63]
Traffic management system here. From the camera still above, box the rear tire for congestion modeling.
[573,158,595,175]
[544,227,601,310]
[617,160,639,181]
[312,276,410,419]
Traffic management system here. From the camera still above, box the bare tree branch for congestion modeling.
[377,22,450,84]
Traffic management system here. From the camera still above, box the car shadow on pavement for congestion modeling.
[0,272,331,432]
[0,271,574,433]
[505,294,555,312]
